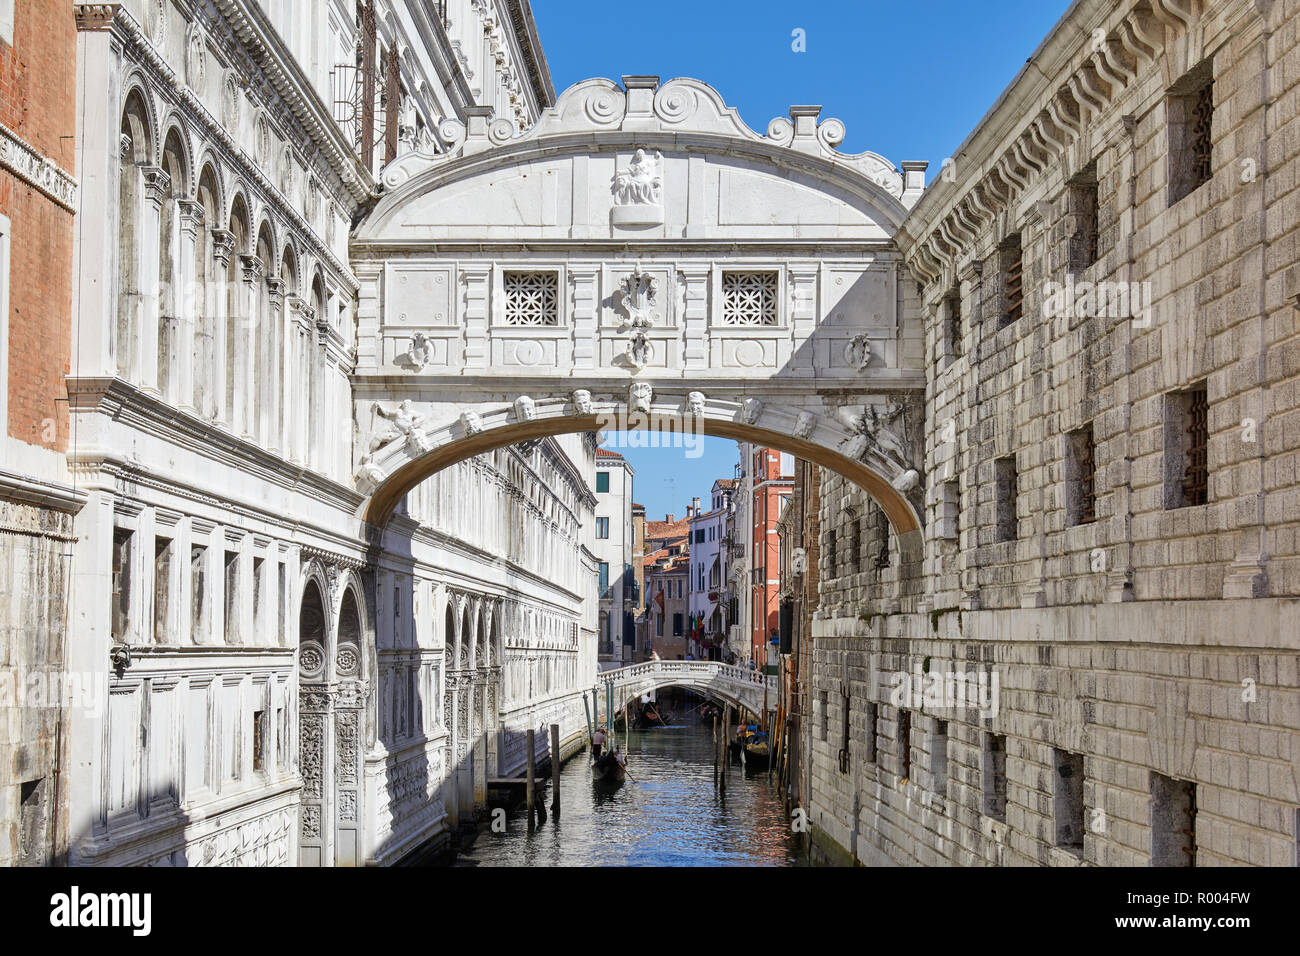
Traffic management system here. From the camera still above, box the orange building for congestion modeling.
[747,447,793,665]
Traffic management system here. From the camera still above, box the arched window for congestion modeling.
[158,129,188,404]
[225,196,250,429]
[254,222,275,445]
[117,91,152,383]
[195,165,221,419]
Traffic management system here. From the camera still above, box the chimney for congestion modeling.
[693,496,701,515]
[666,514,674,523]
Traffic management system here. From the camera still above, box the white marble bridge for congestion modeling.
[594,659,777,722]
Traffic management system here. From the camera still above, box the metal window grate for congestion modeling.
[944,288,962,357]
[1004,254,1023,324]
[1191,81,1214,188]
[721,271,779,326]
[1074,181,1099,269]
[1182,388,1209,506]
[502,272,559,325]
[1077,426,1096,524]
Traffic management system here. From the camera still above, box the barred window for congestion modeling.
[1000,234,1023,328]
[721,271,779,326]
[943,285,962,360]
[1167,60,1214,206]
[1068,423,1097,525]
[1164,383,1209,509]
[995,455,1018,542]
[1068,162,1099,271]
[502,271,559,326]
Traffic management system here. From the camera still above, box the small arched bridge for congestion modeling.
[594,659,778,722]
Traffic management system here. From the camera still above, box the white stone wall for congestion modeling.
[63,0,587,867]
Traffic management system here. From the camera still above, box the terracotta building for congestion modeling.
[0,0,80,867]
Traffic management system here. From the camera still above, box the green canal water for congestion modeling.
[449,710,810,867]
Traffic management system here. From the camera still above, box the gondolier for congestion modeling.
[592,726,607,758]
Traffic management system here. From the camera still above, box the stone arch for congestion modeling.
[298,573,331,680]
[476,601,490,668]
[116,86,155,382]
[224,192,252,429]
[278,241,299,296]
[253,218,279,446]
[296,570,331,867]
[158,120,192,197]
[227,191,251,253]
[120,84,154,165]
[460,600,474,669]
[444,597,458,664]
[362,401,923,541]
[156,126,189,403]
[194,163,222,420]
[335,585,363,680]
[309,269,327,324]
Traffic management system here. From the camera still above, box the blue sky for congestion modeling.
[531,0,1073,181]
[532,0,1072,520]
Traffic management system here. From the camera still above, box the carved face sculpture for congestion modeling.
[629,382,653,414]
[572,389,594,415]
[742,398,763,425]
[461,410,483,436]
[514,395,536,421]
[687,391,706,418]
[794,411,816,439]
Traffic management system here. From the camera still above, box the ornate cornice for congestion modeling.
[100,4,363,293]
[898,0,1215,289]
[64,375,365,517]
[0,122,78,212]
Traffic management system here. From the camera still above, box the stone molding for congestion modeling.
[0,122,78,212]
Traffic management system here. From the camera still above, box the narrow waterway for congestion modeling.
[451,703,809,867]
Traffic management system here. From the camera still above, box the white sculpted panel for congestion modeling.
[386,266,455,327]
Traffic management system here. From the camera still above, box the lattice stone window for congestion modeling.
[721,271,779,326]
[502,271,559,326]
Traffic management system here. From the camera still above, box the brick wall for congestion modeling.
[1,0,76,451]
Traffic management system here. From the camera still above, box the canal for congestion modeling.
[450,706,809,866]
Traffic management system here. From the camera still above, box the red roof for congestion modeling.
[645,518,691,539]
[595,448,625,459]
[713,478,737,489]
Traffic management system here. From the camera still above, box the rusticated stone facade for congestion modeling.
[804,0,1300,866]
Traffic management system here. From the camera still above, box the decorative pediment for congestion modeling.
[366,76,921,239]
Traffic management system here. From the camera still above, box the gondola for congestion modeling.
[636,702,667,728]
[742,732,771,771]
[591,750,627,784]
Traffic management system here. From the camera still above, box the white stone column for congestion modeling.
[236,255,262,439]
[177,199,203,412]
[210,230,235,427]
[460,266,490,368]
[678,266,709,370]
[138,168,169,393]
[264,277,285,454]
[71,8,121,378]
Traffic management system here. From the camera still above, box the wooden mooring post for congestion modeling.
[550,723,561,817]
[713,713,719,785]
[721,705,731,792]
[526,729,536,831]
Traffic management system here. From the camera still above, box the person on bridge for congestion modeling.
[592,726,607,758]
